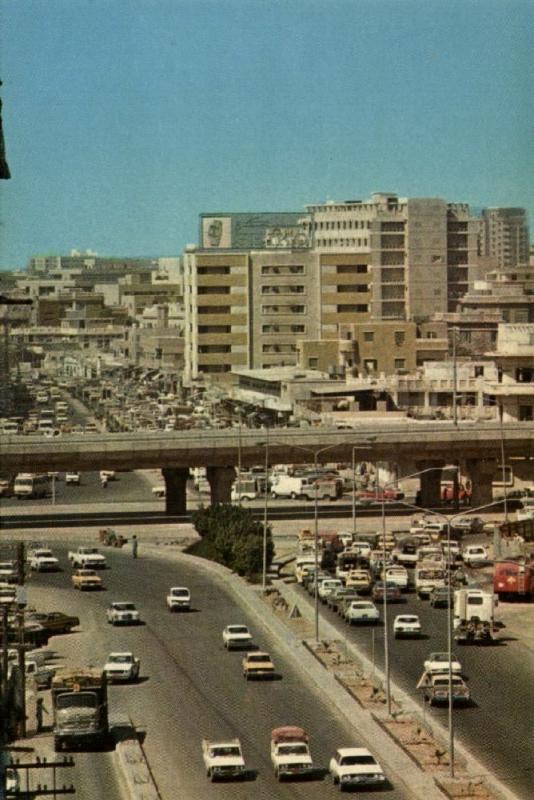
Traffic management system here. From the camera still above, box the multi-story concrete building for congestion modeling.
[183,196,482,384]
[480,208,530,268]
[459,267,534,323]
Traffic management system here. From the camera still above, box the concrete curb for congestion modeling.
[115,719,161,800]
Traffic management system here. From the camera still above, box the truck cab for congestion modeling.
[270,726,313,781]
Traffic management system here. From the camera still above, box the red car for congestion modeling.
[372,581,402,603]
[357,488,404,503]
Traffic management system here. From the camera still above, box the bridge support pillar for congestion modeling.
[465,459,495,508]
[416,461,443,508]
[206,466,235,505]
[162,467,189,515]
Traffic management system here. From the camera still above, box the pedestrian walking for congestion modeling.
[132,534,138,559]
[36,697,48,732]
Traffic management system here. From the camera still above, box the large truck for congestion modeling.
[453,588,498,644]
[51,668,108,751]
[493,560,533,600]
[13,473,49,499]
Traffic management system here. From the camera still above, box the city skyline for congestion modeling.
[1,0,533,269]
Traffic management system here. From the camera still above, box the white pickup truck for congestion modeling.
[166,586,191,612]
[29,548,60,572]
[104,652,140,682]
[222,625,252,650]
[26,659,56,689]
[68,547,107,570]
[201,738,247,781]
[271,727,314,781]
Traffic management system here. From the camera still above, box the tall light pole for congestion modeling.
[379,464,454,716]
[262,425,270,591]
[256,437,371,640]
[398,492,504,778]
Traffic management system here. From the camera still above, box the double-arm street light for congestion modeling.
[387,481,506,779]
[256,436,372,641]
[379,465,459,717]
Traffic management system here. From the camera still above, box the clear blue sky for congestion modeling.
[1,0,532,268]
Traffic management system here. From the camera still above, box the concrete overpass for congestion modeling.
[1,421,533,513]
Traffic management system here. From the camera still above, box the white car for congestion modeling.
[104,652,140,682]
[0,583,17,605]
[106,602,141,626]
[344,600,380,625]
[329,747,386,790]
[462,545,489,567]
[424,651,462,675]
[222,624,252,650]
[99,470,116,481]
[65,471,80,485]
[166,586,191,611]
[393,614,422,638]
[29,548,60,572]
[318,578,344,601]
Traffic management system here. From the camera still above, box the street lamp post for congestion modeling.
[397,492,504,778]
[262,426,270,591]
[379,465,458,716]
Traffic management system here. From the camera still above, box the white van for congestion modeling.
[14,473,49,499]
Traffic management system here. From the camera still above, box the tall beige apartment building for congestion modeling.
[480,207,530,268]
[183,195,483,383]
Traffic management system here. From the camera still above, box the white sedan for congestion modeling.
[424,651,462,675]
[329,747,386,789]
[393,614,422,638]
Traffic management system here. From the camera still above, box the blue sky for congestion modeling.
[1,0,532,268]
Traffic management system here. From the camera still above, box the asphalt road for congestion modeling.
[296,578,534,799]
[26,543,407,800]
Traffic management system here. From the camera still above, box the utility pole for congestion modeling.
[16,541,27,738]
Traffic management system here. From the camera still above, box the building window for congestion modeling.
[261,265,304,275]
[337,284,368,293]
[336,304,368,313]
[363,359,377,372]
[197,266,230,275]
[197,306,231,314]
[474,366,484,377]
[394,331,405,346]
[198,344,231,353]
[198,286,230,295]
[308,357,318,368]
[426,331,437,339]
[198,325,231,333]
[519,405,533,421]
[363,331,374,342]
[394,358,406,370]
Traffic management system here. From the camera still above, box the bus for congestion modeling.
[13,473,49,499]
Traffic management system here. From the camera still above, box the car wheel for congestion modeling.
[271,492,277,499]
[290,492,297,500]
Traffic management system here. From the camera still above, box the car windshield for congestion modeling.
[229,626,249,634]
[280,744,308,755]
[435,678,463,687]
[56,692,97,709]
[109,655,131,663]
[114,603,136,611]
[398,616,418,624]
[80,570,97,577]
[212,747,241,757]
[249,654,270,663]
[353,602,373,609]
[341,755,377,766]
[171,589,188,596]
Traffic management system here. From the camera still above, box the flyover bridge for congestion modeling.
[1,422,532,514]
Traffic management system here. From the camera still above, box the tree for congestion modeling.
[190,503,274,580]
